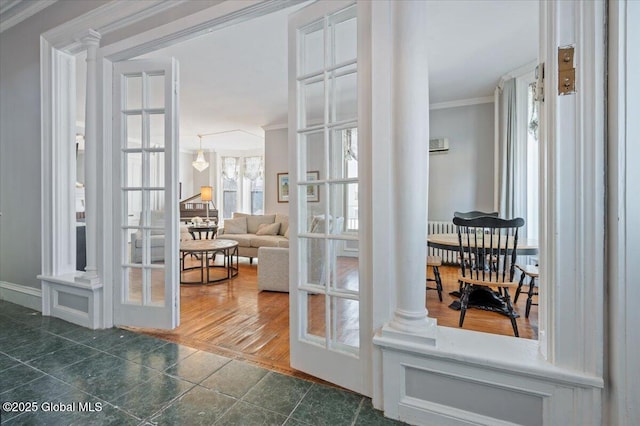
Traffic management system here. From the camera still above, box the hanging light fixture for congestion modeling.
[192,134,209,172]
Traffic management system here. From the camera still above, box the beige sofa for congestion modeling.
[217,213,289,264]
[130,210,192,263]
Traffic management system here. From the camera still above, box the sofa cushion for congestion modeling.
[256,222,280,235]
[277,239,289,248]
[224,217,247,234]
[246,214,275,234]
[275,213,289,236]
[250,235,287,248]
[219,234,252,247]
[134,234,166,248]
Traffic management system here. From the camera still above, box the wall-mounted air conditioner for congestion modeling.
[429,138,449,153]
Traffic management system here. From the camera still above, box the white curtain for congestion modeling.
[497,78,527,228]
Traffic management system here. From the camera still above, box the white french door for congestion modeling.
[112,58,179,329]
[289,0,369,394]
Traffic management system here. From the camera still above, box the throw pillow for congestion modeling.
[256,222,280,236]
[284,227,289,239]
[246,214,276,234]
[275,213,289,236]
[224,217,247,234]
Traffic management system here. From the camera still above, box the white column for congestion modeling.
[383,1,436,341]
[76,29,102,285]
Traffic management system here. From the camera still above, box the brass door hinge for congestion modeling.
[534,63,545,102]
[558,45,576,95]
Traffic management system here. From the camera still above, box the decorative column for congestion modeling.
[76,29,102,285]
[382,1,436,342]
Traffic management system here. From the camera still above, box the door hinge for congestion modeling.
[558,45,576,95]
[534,62,545,102]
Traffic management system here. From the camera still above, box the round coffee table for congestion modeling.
[179,239,238,284]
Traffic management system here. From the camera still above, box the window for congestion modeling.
[221,156,239,219]
[218,154,264,219]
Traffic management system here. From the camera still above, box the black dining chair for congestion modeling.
[452,215,525,337]
[453,211,499,219]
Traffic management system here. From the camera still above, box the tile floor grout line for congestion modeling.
[351,397,366,426]
[283,381,316,425]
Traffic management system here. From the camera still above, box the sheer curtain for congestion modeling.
[497,78,527,231]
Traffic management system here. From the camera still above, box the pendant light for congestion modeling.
[192,134,209,172]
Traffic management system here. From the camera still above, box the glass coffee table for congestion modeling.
[179,239,239,284]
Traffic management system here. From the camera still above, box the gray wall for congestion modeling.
[428,103,495,222]
[264,128,289,216]
[0,0,109,289]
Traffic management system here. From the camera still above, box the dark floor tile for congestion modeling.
[284,418,312,426]
[0,303,39,319]
[26,343,103,374]
[0,375,74,421]
[33,316,88,336]
[290,383,362,426]
[4,401,139,426]
[52,352,161,402]
[354,399,408,426]
[62,327,141,350]
[242,372,312,417]
[2,335,78,362]
[0,352,18,372]
[150,385,236,425]
[217,400,287,425]
[0,325,53,352]
[0,364,44,393]
[164,350,230,384]
[200,359,269,398]
[131,341,198,371]
[104,334,168,361]
[113,373,194,419]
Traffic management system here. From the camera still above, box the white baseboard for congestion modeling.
[0,281,42,311]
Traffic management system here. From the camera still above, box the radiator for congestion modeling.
[428,221,459,265]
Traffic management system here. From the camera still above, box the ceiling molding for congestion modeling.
[100,0,302,61]
[497,60,538,89]
[42,0,180,52]
[429,96,494,111]
[0,0,57,33]
[262,123,288,131]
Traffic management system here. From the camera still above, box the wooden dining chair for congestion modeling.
[426,255,443,302]
[452,215,525,337]
[515,264,539,318]
[453,210,499,219]
[453,211,500,269]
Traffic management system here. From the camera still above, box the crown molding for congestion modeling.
[497,60,537,89]
[0,0,57,33]
[429,96,494,111]
[262,123,288,131]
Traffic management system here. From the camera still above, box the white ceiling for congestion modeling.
[76,1,538,152]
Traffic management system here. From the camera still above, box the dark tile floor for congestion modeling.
[0,300,405,425]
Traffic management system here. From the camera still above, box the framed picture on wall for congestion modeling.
[306,171,320,202]
[277,172,290,203]
[277,171,320,203]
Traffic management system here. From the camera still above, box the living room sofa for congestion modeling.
[217,212,289,264]
[130,210,192,263]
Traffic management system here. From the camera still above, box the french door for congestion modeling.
[112,58,180,329]
[289,0,369,394]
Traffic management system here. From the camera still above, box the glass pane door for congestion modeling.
[113,58,179,329]
[290,0,367,394]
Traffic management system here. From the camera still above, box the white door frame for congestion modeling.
[39,0,298,329]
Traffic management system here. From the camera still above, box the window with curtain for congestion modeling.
[221,156,238,219]
[219,154,264,219]
[244,156,264,215]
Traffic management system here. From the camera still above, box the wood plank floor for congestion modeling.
[132,257,538,381]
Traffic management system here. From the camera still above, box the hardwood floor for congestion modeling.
[132,257,538,381]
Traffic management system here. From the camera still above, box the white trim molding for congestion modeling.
[262,123,288,131]
[0,0,56,33]
[39,274,104,329]
[429,96,494,111]
[0,281,42,311]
